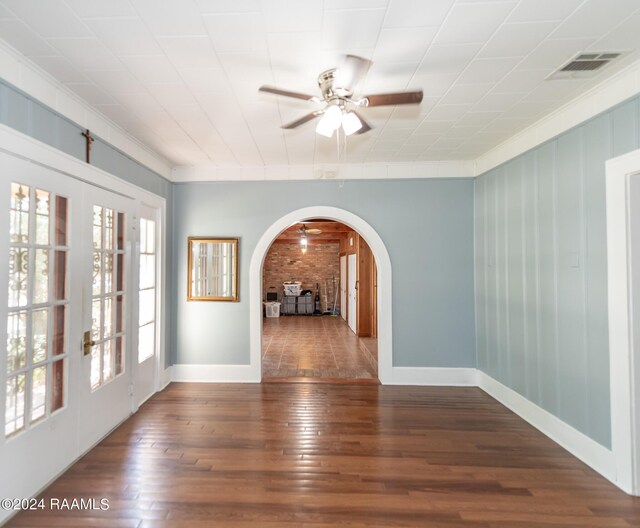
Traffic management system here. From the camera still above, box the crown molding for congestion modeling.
[172,161,475,182]
[474,58,640,176]
[0,39,172,179]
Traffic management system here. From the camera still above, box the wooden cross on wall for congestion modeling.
[81,129,95,164]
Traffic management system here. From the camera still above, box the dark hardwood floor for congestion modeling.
[7,382,640,527]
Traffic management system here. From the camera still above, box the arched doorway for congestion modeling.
[249,206,392,384]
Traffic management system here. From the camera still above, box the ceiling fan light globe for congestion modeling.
[316,105,342,137]
[342,111,363,136]
[315,118,335,138]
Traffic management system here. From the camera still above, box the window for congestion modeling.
[138,218,156,363]
[6,183,68,437]
[90,206,125,390]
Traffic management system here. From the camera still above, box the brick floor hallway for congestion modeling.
[262,316,378,381]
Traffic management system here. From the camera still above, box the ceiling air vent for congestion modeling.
[547,52,625,80]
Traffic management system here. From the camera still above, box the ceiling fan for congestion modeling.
[299,224,322,236]
[259,55,423,138]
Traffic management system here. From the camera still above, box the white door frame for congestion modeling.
[606,147,640,495]
[249,206,393,384]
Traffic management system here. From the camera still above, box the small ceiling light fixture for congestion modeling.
[300,224,309,253]
[316,105,363,138]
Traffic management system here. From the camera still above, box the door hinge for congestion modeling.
[128,384,134,396]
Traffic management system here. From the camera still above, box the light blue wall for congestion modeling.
[475,95,640,449]
[0,79,174,367]
[172,179,476,368]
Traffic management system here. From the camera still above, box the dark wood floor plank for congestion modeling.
[5,383,640,527]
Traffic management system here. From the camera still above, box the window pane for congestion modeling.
[92,252,102,295]
[146,219,155,253]
[35,189,50,245]
[140,255,155,289]
[33,248,49,304]
[104,253,114,294]
[51,359,64,412]
[90,344,101,390]
[91,299,101,341]
[32,308,48,364]
[54,250,67,301]
[52,305,65,356]
[139,288,155,326]
[116,253,124,292]
[103,339,113,382]
[103,297,112,338]
[93,206,103,249]
[8,247,28,307]
[117,212,125,250]
[31,365,47,422]
[55,195,68,246]
[5,374,25,436]
[138,323,155,363]
[140,219,147,254]
[10,183,29,244]
[115,336,123,375]
[104,208,114,250]
[7,311,27,374]
[115,294,124,333]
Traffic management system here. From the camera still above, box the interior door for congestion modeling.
[135,205,159,407]
[347,253,357,333]
[79,185,136,449]
[340,255,347,322]
[0,155,83,513]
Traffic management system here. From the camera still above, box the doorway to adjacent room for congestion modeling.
[260,219,378,382]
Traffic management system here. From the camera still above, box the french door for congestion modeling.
[78,184,135,449]
[0,153,140,511]
[135,204,159,407]
[0,156,84,508]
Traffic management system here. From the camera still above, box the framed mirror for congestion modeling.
[188,237,238,301]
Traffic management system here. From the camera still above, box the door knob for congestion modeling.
[83,330,96,356]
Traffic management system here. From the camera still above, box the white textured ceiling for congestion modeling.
[0,0,639,167]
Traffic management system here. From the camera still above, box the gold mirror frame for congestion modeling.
[187,237,239,302]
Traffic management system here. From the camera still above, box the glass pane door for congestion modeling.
[0,154,82,526]
[135,204,160,407]
[90,206,126,390]
[5,183,69,437]
[79,185,135,450]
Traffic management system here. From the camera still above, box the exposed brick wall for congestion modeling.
[263,243,341,310]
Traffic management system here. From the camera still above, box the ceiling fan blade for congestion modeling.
[259,85,320,102]
[282,110,324,129]
[333,55,372,94]
[361,91,423,107]
[352,111,372,135]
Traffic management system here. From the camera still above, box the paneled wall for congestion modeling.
[475,95,640,449]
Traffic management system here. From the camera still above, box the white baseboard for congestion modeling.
[389,367,478,386]
[171,364,259,383]
[477,371,616,484]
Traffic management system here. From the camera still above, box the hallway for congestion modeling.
[262,316,377,382]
